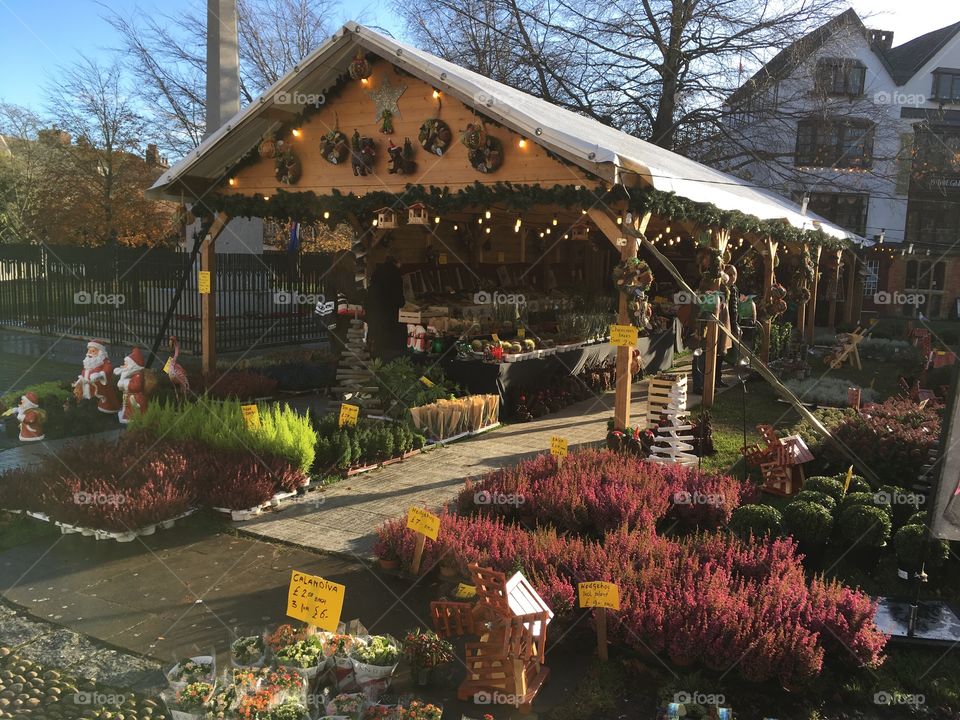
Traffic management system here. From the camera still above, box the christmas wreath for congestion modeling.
[612,258,653,294]
[274,148,301,185]
[351,130,377,176]
[320,129,349,165]
[348,51,372,81]
[460,122,483,150]
[419,119,452,156]
[468,136,503,174]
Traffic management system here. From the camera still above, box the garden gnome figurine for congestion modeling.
[73,339,120,414]
[16,392,45,442]
[114,347,149,424]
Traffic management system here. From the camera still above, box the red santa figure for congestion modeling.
[114,347,149,424]
[73,339,121,414]
[16,392,46,442]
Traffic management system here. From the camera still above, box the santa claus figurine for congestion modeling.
[73,339,121,414]
[114,347,150,424]
[16,392,46,442]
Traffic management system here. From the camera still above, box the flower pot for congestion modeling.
[378,557,399,571]
[138,524,156,536]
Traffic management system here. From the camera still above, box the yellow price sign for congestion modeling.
[420,376,435,387]
[492,333,501,343]
[286,570,345,631]
[406,506,441,541]
[162,358,172,374]
[454,583,477,599]
[517,327,525,339]
[198,270,211,294]
[550,436,568,458]
[338,403,359,428]
[438,253,448,265]
[578,581,620,611]
[609,324,638,347]
[241,404,260,430]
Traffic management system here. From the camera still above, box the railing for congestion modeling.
[0,244,338,355]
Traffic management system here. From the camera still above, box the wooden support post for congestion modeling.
[595,607,608,661]
[702,228,730,409]
[827,249,842,332]
[411,534,426,575]
[588,209,651,431]
[794,245,807,338]
[805,244,823,343]
[843,249,857,325]
[200,212,229,376]
[759,237,778,363]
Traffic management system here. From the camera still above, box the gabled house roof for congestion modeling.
[884,20,960,85]
[149,22,857,240]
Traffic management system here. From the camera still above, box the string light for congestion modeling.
[323,211,330,219]
[453,224,459,231]
[581,209,587,214]
[361,78,369,86]
[291,128,302,138]
[228,178,236,186]
[262,195,270,201]
[539,231,545,238]
[478,217,483,224]
[432,89,441,99]
[665,226,671,233]
[545,228,551,234]
[552,214,558,226]
[485,210,492,219]
[485,227,491,234]
[434,216,440,224]
[616,216,623,225]
[518,137,527,148]
[372,218,378,226]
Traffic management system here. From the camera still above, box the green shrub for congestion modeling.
[371,358,460,418]
[838,491,886,516]
[793,490,836,512]
[784,377,878,407]
[893,523,950,570]
[839,504,891,548]
[782,500,834,545]
[129,398,316,473]
[1,380,74,408]
[310,412,425,472]
[906,511,928,527]
[728,504,782,538]
[803,476,845,502]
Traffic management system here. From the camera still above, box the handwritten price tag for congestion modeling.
[286,570,345,631]
[578,581,620,611]
[420,376,435,387]
[438,253,448,265]
[198,270,211,294]
[241,404,260,430]
[517,327,526,339]
[338,403,359,428]
[609,324,638,347]
[407,507,441,541]
[454,583,477,599]
[162,358,172,374]
[550,436,568,458]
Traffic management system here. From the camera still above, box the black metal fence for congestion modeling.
[0,244,339,355]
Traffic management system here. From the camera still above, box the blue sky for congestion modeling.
[0,0,953,111]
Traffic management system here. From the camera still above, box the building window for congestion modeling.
[803,192,868,235]
[932,69,960,103]
[726,86,778,127]
[906,198,960,245]
[905,259,945,317]
[863,259,879,297]
[796,118,874,168]
[815,58,866,96]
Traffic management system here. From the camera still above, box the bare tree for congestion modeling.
[105,0,340,159]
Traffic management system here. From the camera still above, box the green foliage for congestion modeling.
[803,476,845,502]
[838,504,891,548]
[793,490,836,512]
[129,398,316,473]
[728,504,782,538]
[542,659,626,720]
[782,500,834,545]
[311,413,423,471]
[893,523,950,570]
[838,491,884,516]
[371,357,459,418]
[783,377,878,407]
[1,380,74,408]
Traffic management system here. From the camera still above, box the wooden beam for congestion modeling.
[200,212,230,376]
[843,249,857,325]
[795,244,807,339]
[805,244,823,343]
[702,228,730,409]
[826,249,842,331]
[261,106,301,121]
[587,209,650,431]
[755,237,778,364]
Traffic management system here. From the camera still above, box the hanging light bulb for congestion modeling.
[228,178,236,186]
[453,224,459,231]
[485,227,491,234]
[485,210,492,219]
[552,214,558,226]
[518,137,527,148]
[434,216,440,224]
[323,210,330,219]
[291,128,302,138]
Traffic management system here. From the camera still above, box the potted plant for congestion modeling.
[274,634,326,678]
[438,555,460,579]
[326,692,365,720]
[398,700,443,720]
[893,523,951,580]
[166,656,215,692]
[231,634,265,667]
[373,538,401,571]
[728,504,782,539]
[271,700,309,720]
[171,681,214,720]
[266,624,305,653]
[351,635,401,696]
[402,628,455,686]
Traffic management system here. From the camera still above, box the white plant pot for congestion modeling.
[139,524,156,536]
[230,507,263,522]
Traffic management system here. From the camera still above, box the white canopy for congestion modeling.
[149,22,859,242]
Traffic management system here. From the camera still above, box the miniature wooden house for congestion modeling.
[375,207,399,229]
[571,223,590,241]
[407,202,430,225]
[431,563,553,712]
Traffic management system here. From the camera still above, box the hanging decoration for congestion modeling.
[419,119,453,156]
[387,138,417,174]
[460,123,483,151]
[348,50,372,81]
[787,246,815,304]
[351,130,377,176]
[320,127,349,165]
[695,246,724,288]
[759,283,788,321]
[258,134,278,159]
[274,148,301,185]
[368,78,406,127]
[612,258,654,328]
[378,110,395,134]
[461,122,503,173]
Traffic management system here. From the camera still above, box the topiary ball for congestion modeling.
[833,472,871,495]
[803,476,844,503]
[782,500,834,546]
[839,491,883,516]
[793,489,837,512]
[729,504,783,538]
[839,504,891,548]
[905,510,929,527]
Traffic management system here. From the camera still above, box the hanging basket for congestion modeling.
[320,130,349,164]
[419,119,452,156]
[348,52,372,81]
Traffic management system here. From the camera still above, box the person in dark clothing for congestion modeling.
[368,255,406,360]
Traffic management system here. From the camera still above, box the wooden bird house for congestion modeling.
[408,202,430,225]
[571,223,590,241]
[375,207,399,229]
[431,563,553,712]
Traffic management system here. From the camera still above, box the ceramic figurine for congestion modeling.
[114,346,151,424]
[16,392,45,442]
[73,339,120,414]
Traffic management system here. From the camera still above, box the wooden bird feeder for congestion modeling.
[431,563,553,712]
[742,424,813,496]
[376,207,399,229]
[407,202,430,225]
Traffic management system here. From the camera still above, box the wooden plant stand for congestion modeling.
[826,326,864,370]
